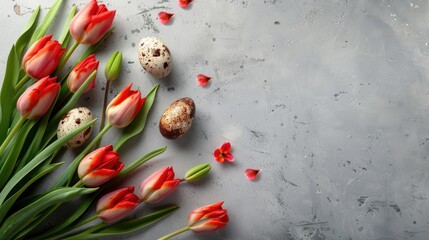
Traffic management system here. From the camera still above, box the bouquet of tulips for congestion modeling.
[0,0,228,239]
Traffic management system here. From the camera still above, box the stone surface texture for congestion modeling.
[1,0,429,239]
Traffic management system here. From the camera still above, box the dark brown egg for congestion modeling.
[159,98,195,139]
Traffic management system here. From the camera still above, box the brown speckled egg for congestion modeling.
[159,98,195,139]
[57,107,93,148]
[138,37,172,78]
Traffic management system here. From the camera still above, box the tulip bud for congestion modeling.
[96,186,140,223]
[17,76,60,119]
[139,166,180,203]
[70,0,116,45]
[67,54,99,93]
[106,83,145,128]
[22,35,66,79]
[188,201,229,233]
[105,51,122,81]
[78,145,124,187]
[184,163,211,182]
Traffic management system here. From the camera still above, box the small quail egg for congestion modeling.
[138,37,172,78]
[57,107,94,148]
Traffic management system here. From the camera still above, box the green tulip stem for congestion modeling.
[69,214,98,231]
[158,226,190,240]
[99,80,111,134]
[15,74,31,91]
[0,116,25,156]
[72,180,83,188]
[57,41,79,74]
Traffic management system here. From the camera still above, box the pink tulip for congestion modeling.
[188,201,229,233]
[16,76,60,119]
[67,54,99,93]
[22,35,65,79]
[70,0,116,45]
[106,83,145,128]
[78,145,124,187]
[139,166,180,203]
[96,186,140,223]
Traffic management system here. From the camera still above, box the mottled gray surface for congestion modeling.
[1,0,429,239]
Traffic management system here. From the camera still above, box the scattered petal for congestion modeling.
[224,153,234,162]
[245,169,260,181]
[213,142,234,163]
[221,142,231,152]
[158,12,174,25]
[197,74,211,87]
[178,0,193,8]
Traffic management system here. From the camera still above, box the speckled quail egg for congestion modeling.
[57,107,94,148]
[159,97,195,139]
[138,37,172,78]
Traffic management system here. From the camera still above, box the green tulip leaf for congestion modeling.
[31,195,96,240]
[63,206,179,240]
[78,27,115,62]
[97,205,179,234]
[118,146,167,179]
[29,0,64,45]
[0,120,36,189]
[0,187,97,240]
[16,5,40,57]
[114,84,160,151]
[0,119,96,206]
[59,6,76,48]
[0,45,19,143]
[0,163,62,224]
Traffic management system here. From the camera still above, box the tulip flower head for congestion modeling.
[17,76,60,119]
[106,83,145,128]
[78,145,124,187]
[70,0,116,45]
[139,166,180,203]
[188,201,229,233]
[67,54,99,93]
[22,35,65,79]
[96,186,140,223]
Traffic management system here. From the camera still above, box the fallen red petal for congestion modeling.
[213,149,224,163]
[221,142,231,153]
[224,153,234,162]
[245,169,260,181]
[178,0,193,8]
[158,12,174,25]
[197,74,211,87]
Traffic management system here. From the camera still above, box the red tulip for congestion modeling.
[67,54,99,93]
[106,83,145,128]
[139,166,180,203]
[96,186,140,223]
[70,0,116,45]
[78,145,124,187]
[188,201,229,233]
[16,76,60,119]
[22,35,65,79]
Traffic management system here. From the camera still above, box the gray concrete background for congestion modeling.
[1,0,429,239]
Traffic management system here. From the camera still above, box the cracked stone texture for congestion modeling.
[1,0,429,239]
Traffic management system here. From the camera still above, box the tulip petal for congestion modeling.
[197,74,211,87]
[223,153,234,163]
[213,149,224,163]
[158,12,174,25]
[178,0,193,8]
[221,142,231,152]
[81,10,116,45]
[245,169,260,181]
[144,179,180,203]
[22,35,53,66]
[97,187,135,212]
[70,0,98,42]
